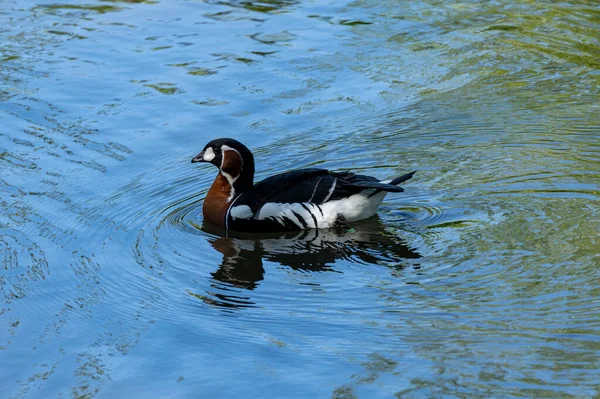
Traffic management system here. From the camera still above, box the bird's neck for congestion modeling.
[203,154,255,228]
[234,166,254,194]
[220,150,254,196]
[203,173,236,228]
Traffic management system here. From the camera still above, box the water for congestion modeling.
[1,0,599,397]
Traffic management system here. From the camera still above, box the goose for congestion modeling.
[192,138,415,233]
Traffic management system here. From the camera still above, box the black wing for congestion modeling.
[234,168,330,213]
[235,168,406,213]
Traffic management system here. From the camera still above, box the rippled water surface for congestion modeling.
[2,0,600,397]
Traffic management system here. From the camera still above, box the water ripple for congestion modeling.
[3,0,600,396]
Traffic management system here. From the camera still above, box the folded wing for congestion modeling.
[227,168,410,232]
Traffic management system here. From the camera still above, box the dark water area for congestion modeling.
[1,0,600,397]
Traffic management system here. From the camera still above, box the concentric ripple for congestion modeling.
[136,185,426,310]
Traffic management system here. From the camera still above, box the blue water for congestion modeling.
[2,0,600,397]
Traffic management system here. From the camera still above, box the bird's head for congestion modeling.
[192,138,255,192]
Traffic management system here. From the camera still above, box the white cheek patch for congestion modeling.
[203,147,215,162]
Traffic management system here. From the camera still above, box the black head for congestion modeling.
[192,138,255,192]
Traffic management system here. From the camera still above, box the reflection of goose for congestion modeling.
[192,138,415,233]
[204,218,420,293]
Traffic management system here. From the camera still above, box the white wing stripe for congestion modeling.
[309,177,322,202]
[323,178,337,202]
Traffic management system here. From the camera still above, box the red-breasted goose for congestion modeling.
[192,138,415,233]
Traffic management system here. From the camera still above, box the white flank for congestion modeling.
[229,205,254,220]
[257,202,317,229]
[320,191,387,225]
[254,188,388,229]
[203,147,216,162]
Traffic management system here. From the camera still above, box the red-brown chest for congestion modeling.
[203,173,234,228]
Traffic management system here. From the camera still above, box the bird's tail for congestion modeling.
[367,171,416,198]
[388,171,416,186]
